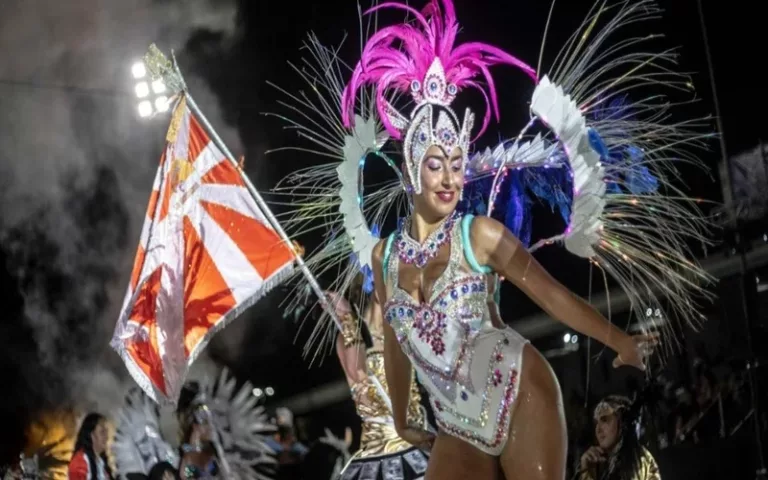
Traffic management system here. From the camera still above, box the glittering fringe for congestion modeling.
[533,0,717,353]
[266,12,409,364]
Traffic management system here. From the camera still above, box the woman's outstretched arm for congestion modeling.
[470,215,657,369]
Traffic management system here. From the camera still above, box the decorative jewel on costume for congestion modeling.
[181,442,208,453]
[413,309,448,355]
[396,212,458,268]
[340,313,364,348]
[492,369,503,387]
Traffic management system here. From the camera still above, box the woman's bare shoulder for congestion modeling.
[467,215,510,260]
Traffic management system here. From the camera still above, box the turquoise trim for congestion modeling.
[493,274,501,305]
[383,232,396,279]
[461,215,491,274]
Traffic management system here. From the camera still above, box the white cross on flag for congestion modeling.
[111,97,295,404]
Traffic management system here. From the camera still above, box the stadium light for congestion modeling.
[132,62,146,79]
[132,60,171,118]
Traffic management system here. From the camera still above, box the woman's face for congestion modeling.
[594,411,620,450]
[413,145,464,220]
[193,421,212,442]
[90,420,109,455]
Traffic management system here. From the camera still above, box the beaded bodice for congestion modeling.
[383,220,495,402]
[381,215,525,455]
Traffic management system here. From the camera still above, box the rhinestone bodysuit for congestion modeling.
[383,217,528,456]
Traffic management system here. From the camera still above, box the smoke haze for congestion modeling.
[0,0,247,461]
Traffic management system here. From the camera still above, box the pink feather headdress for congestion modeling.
[340,0,537,193]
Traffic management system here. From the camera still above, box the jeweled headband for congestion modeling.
[340,0,537,194]
[594,395,632,421]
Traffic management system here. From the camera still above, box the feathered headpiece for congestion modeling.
[269,0,714,363]
[340,0,537,193]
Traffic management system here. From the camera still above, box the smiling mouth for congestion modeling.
[436,191,455,202]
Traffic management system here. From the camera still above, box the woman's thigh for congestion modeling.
[424,431,500,480]
[500,344,567,480]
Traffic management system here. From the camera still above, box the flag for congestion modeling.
[111,97,295,404]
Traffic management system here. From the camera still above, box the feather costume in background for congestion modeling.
[189,369,277,480]
[112,389,179,479]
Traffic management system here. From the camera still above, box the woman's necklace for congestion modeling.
[396,211,458,268]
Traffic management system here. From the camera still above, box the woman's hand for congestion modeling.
[612,332,660,371]
[579,446,606,471]
[397,426,436,451]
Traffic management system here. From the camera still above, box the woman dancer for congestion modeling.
[365,106,653,479]
[269,0,711,478]
[69,413,114,480]
[176,371,277,480]
[177,403,219,480]
[328,275,430,479]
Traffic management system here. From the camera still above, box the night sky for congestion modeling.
[0,0,764,466]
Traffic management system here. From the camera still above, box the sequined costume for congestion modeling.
[332,295,430,480]
[381,213,527,455]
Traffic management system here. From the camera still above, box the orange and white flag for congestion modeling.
[111,97,295,404]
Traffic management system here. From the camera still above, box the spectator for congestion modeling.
[671,386,697,444]
[69,413,114,480]
[266,408,308,480]
[579,395,661,480]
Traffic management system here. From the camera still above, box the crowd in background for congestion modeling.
[0,345,761,480]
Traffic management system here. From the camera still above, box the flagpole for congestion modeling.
[183,93,342,330]
[199,397,234,477]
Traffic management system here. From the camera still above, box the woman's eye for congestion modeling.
[426,160,442,171]
[450,162,462,172]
